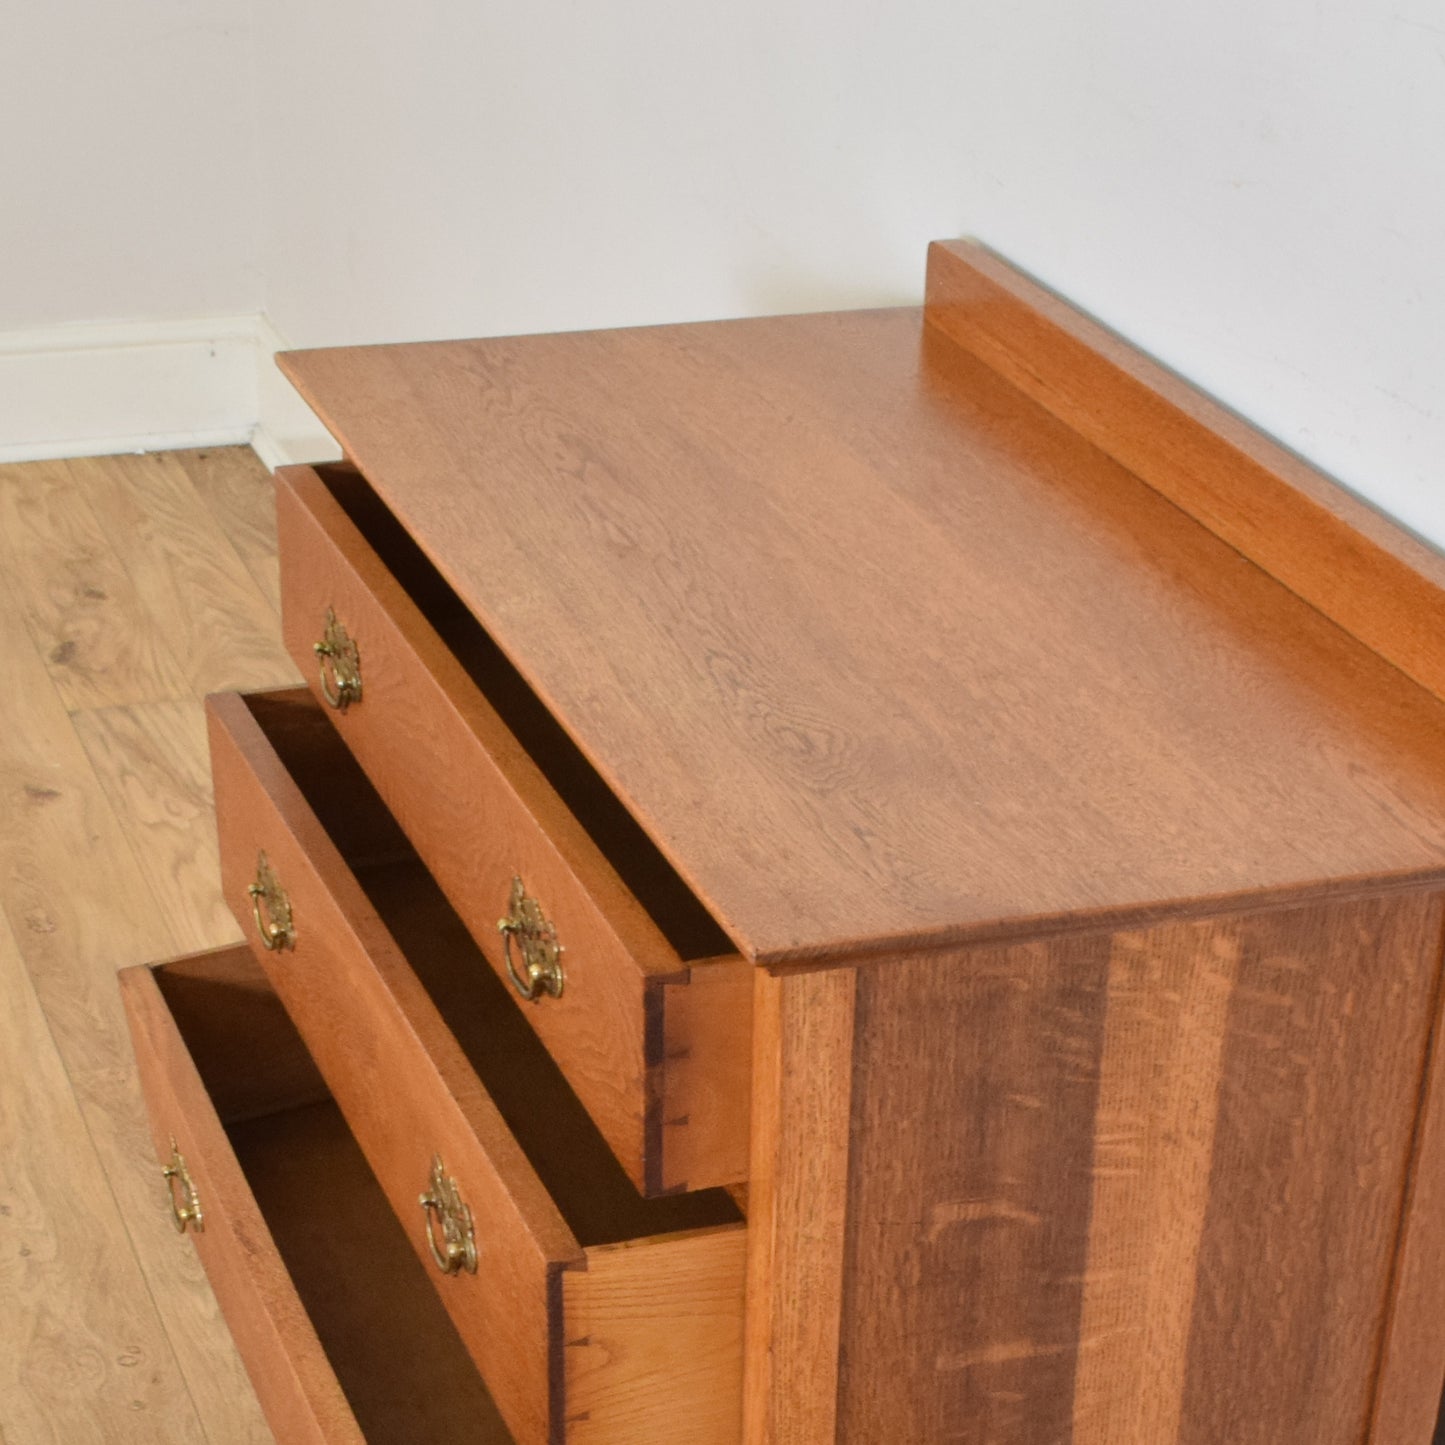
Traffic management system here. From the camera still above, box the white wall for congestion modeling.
[4,0,1440,548]
[252,0,1445,548]
[0,0,262,456]
[0,0,259,330]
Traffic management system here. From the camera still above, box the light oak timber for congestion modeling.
[743,966,855,1445]
[122,947,513,1444]
[280,316,1445,966]
[177,446,288,615]
[0,458,191,709]
[657,957,753,1200]
[924,238,1445,711]
[1069,917,1239,1445]
[75,450,299,697]
[563,1226,747,1444]
[73,700,241,956]
[275,464,750,1194]
[122,954,360,1445]
[829,891,1445,1444]
[364,857,749,1443]
[0,569,175,1064]
[1368,916,1445,1444]
[0,562,272,1445]
[0,912,206,1443]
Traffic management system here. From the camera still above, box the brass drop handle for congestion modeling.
[247,850,295,952]
[161,1138,204,1234]
[419,1155,477,1275]
[497,876,564,1001]
[314,607,362,712]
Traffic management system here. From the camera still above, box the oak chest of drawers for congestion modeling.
[122,240,1445,1443]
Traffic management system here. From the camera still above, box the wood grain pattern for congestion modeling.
[0,458,190,709]
[0,913,207,1444]
[1069,919,1239,1445]
[565,1227,747,1445]
[0,567,177,1085]
[743,966,855,1445]
[1370,914,1445,1443]
[656,957,753,1194]
[924,238,1445,711]
[277,465,749,1194]
[76,450,299,696]
[1176,897,1445,1444]
[73,700,240,956]
[0,560,272,1444]
[832,892,1445,1444]
[121,954,366,1445]
[839,932,1110,1444]
[280,316,1445,964]
[177,446,287,614]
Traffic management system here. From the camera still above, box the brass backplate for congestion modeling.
[497,876,564,1001]
[314,606,362,712]
[162,1137,204,1234]
[419,1154,477,1275]
[247,849,295,951]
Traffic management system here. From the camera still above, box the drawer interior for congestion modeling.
[245,689,743,1241]
[312,463,735,964]
[154,951,513,1443]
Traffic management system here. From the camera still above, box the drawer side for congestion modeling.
[564,1227,747,1444]
[815,891,1445,1444]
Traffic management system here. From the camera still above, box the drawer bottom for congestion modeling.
[122,946,513,1444]
[232,1099,510,1441]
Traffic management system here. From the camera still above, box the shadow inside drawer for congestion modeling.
[157,952,513,1443]
[314,464,736,964]
[244,689,743,1242]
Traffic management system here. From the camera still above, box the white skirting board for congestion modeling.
[251,314,343,472]
[0,314,340,471]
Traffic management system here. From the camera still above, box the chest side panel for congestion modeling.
[817,889,1445,1444]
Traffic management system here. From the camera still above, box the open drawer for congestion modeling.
[206,688,747,1444]
[274,463,751,1195]
[120,946,512,1444]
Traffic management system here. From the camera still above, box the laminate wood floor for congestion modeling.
[0,448,301,1444]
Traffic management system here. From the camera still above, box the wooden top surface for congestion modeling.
[280,304,1445,963]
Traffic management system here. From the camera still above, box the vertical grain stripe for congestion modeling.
[743,965,856,1445]
[1366,897,1445,1443]
[1176,895,1443,1444]
[836,935,1113,1443]
[1070,922,1239,1444]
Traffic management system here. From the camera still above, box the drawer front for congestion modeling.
[275,464,750,1195]
[121,952,365,1445]
[207,690,747,1444]
[209,692,576,1444]
[120,947,514,1445]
